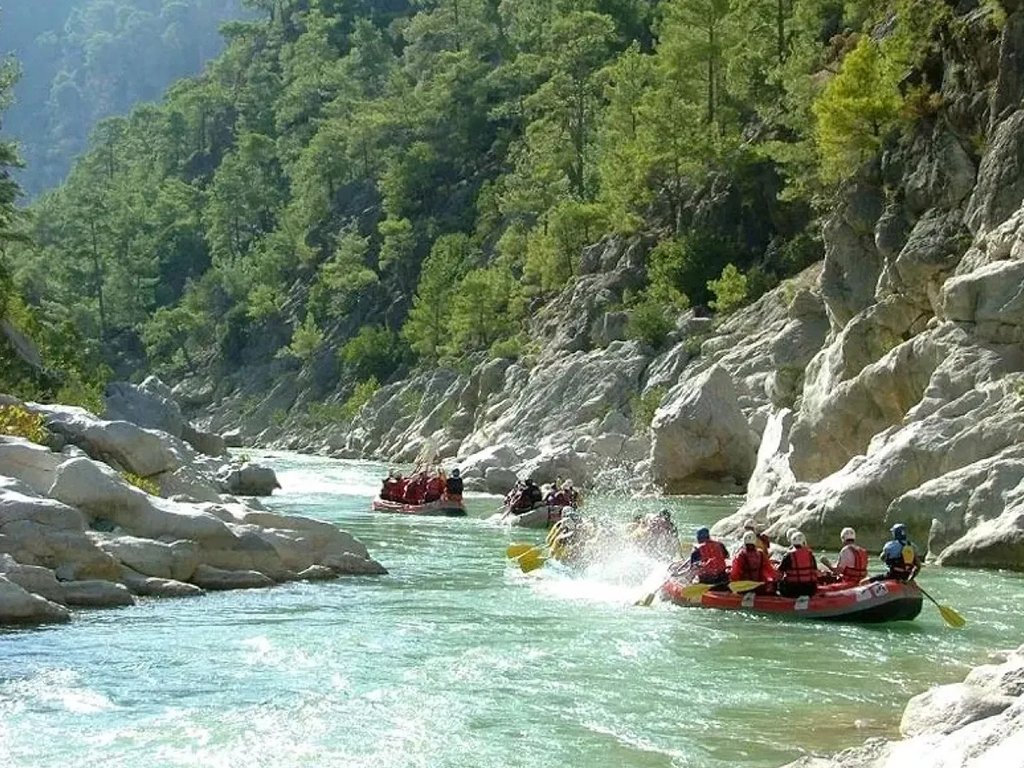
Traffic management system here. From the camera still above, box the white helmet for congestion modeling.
[789,530,806,547]
[840,527,856,542]
[563,479,574,489]
[743,518,757,530]
[742,530,757,546]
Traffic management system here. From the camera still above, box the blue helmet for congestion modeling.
[890,523,908,542]
[695,527,710,543]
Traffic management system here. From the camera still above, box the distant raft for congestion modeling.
[370,497,467,517]
[491,503,569,529]
[662,579,924,623]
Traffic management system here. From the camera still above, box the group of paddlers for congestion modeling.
[380,468,464,505]
[505,477,582,513]
[681,520,923,596]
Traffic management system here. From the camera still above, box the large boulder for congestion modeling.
[218,462,280,497]
[34,404,182,477]
[0,553,66,604]
[50,457,239,543]
[90,533,200,582]
[940,258,1024,343]
[104,377,186,437]
[650,364,757,493]
[0,477,120,580]
[0,575,70,625]
[0,436,64,495]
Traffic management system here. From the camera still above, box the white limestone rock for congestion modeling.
[649,364,757,493]
[0,575,70,625]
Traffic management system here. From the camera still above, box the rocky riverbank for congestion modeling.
[783,645,1024,768]
[0,379,385,627]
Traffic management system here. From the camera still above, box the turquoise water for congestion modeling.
[2,452,1022,768]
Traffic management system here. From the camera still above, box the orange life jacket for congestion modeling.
[838,544,868,582]
[782,546,817,584]
[696,540,727,578]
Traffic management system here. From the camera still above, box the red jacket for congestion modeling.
[694,540,728,579]
[780,546,817,584]
[730,545,777,583]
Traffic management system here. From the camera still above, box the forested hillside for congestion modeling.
[3,0,979,417]
[1,0,244,197]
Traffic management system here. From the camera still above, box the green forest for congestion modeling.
[1,0,244,197]
[0,0,988,414]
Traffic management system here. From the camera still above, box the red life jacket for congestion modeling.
[838,544,868,582]
[696,540,727,578]
[732,546,764,582]
[782,546,817,583]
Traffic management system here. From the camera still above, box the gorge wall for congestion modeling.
[182,4,1024,571]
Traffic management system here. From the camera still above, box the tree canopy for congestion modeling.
[2,0,967,400]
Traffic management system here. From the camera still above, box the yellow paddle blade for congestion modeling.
[939,604,966,629]
[678,583,714,599]
[519,551,547,573]
[506,543,535,559]
[728,581,763,593]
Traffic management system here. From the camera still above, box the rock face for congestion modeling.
[709,8,1024,568]
[174,3,1024,570]
[105,377,227,457]
[650,364,757,493]
[0,393,386,627]
[783,646,1024,768]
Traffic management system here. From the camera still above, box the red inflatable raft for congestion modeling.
[370,497,467,517]
[662,579,923,623]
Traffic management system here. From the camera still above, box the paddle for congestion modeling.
[634,561,695,606]
[506,542,536,559]
[916,583,966,628]
[517,549,547,573]
[728,580,763,593]
[505,542,548,573]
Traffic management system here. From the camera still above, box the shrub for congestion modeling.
[122,471,160,496]
[489,336,522,360]
[708,264,748,314]
[627,298,674,348]
[340,325,403,383]
[305,401,350,428]
[340,377,380,422]
[0,405,48,444]
[630,386,667,431]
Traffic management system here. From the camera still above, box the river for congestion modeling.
[2,452,1021,767]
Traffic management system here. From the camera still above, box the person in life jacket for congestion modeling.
[777,530,819,598]
[688,527,729,586]
[730,530,777,593]
[742,518,771,554]
[426,472,447,503]
[821,527,868,584]
[879,523,921,581]
[445,468,463,501]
